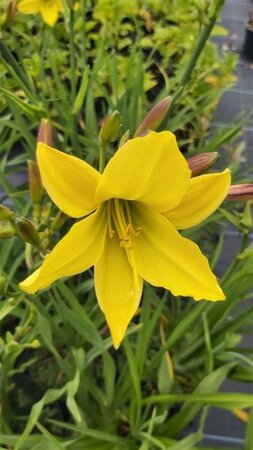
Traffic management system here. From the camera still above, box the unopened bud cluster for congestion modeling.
[15,218,41,246]
[0,204,42,245]
[0,120,70,252]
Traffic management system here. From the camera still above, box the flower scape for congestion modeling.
[20,131,231,348]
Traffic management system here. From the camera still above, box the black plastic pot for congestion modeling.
[242,21,253,60]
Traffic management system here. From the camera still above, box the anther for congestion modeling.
[132,226,142,236]
[126,224,131,236]
[109,229,115,238]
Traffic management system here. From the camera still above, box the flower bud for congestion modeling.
[16,217,40,246]
[227,333,241,348]
[27,160,44,203]
[119,129,130,148]
[227,184,253,201]
[51,211,68,231]
[0,221,16,239]
[99,111,121,145]
[0,204,13,220]
[30,339,41,349]
[187,152,219,177]
[41,202,52,224]
[4,0,17,25]
[134,97,171,137]
[37,119,54,146]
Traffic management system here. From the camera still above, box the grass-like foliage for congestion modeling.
[1,0,253,449]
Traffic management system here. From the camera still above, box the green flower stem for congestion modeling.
[221,231,250,286]
[99,141,106,173]
[32,203,41,226]
[145,301,207,377]
[69,9,76,104]
[162,0,226,125]
[69,8,79,153]
[39,26,50,103]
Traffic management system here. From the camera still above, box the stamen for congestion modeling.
[107,202,115,238]
[126,224,131,236]
[108,199,142,249]
[113,199,128,237]
[107,199,142,291]
[110,201,126,241]
[134,226,142,236]
[124,201,142,236]
[124,201,133,228]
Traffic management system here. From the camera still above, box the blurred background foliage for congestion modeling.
[0,0,239,157]
[1,0,253,449]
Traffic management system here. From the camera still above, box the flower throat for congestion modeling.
[107,199,141,249]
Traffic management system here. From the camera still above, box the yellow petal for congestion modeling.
[37,143,101,218]
[163,169,231,230]
[52,0,64,11]
[17,0,40,13]
[94,235,143,349]
[20,207,107,294]
[96,131,191,212]
[40,3,59,26]
[131,203,225,301]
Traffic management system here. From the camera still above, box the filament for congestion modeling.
[107,199,141,252]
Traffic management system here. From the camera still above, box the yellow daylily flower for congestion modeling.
[20,131,231,348]
[17,0,63,27]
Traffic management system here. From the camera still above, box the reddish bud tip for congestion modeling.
[37,119,54,147]
[187,152,220,176]
[227,184,253,201]
[134,97,171,137]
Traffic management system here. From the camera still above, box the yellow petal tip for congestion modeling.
[19,267,41,294]
[112,341,121,350]
[203,285,226,302]
[108,321,128,350]
[19,280,36,295]
[19,281,33,294]
[111,329,124,350]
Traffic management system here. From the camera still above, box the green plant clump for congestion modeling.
[0,0,253,449]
